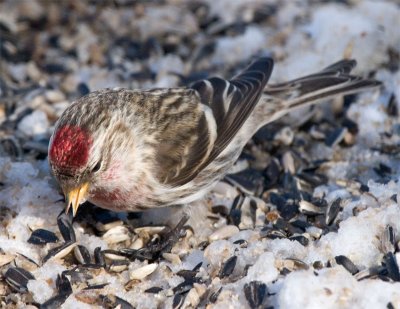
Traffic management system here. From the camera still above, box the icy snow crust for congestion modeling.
[0,0,399,308]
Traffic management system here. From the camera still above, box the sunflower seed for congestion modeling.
[133,226,166,236]
[233,239,248,247]
[386,93,398,117]
[209,225,239,241]
[4,267,35,292]
[388,302,395,309]
[173,293,185,309]
[103,250,129,261]
[74,245,91,264]
[101,294,134,309]
[56,273,73,296]
[384,252,400,282]
[325,127,347,147]
[381,225,396,254]
[145,286,163,294]
[57,211,76,243]
[129,263,158,280]
[205,286,221,304]
[225,168,264,196]
[282,151,295,174]
[260,228,287,239]
[283,258,309,271]
[244,281,268,309]
[108,260,130,272]
[211,204,230,216]
[176,269,199,281]
[102,226,130,244]
[40,293,70,309]
[325,198,342,225]
[374,163,392,178]
[130,237,144,250]
[299,200,326,215]
[28,229,59,245]
[95,220,123,232]
[219,256,237,278]
[94,247,106,267]
[84,283,109,290]
[42,242,76,263]
[289,234,309,246]
[264,157,281,188]
[335,255,358,275]
[173,279,194,295]
[0,253,15,267]
[354,266,384,281]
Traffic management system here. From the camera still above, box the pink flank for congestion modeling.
[49,125,92,169]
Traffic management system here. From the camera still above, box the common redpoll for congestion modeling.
[48,57,380,216]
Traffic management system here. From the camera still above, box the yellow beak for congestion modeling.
[66,182,89,217]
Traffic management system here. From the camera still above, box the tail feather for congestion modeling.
[264,59,381,109]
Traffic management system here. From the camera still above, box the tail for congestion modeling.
[264,59,381,111]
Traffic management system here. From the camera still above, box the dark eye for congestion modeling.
[92,161,102,173]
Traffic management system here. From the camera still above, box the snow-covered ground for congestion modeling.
[0,0,399,308]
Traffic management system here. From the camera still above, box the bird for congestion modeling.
[48,57,381,216]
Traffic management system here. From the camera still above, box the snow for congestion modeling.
[245,251,279,283]
[278,267,400,309]
[17,110,50,140]
[1,0,399,308]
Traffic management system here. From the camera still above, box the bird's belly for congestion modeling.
[89,187,147,212]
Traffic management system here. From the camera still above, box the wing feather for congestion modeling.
[157,57,274,186]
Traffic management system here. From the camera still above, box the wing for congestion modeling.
[264,59,381,107]
[156,57,274,186]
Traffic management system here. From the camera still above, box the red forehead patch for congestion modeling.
[49,125,92,170]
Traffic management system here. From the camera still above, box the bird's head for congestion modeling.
[48,90,169,214]
[48,123,106,216]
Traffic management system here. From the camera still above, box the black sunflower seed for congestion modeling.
[145,286,163,293]
[84,283,109,290]
[264,158,280,188]
[57,211,76,243]
[192,262,203,272]
[176,269,198,280]
[387,302,395,309]
[94,247,106,267]
[225,169,264,196]
[244,281,268,309]
[219,256,237,278]
[4,267,35,293]
[335,255,358,275]
[101,295,134,309]
[325,127,347,147]
[386,93,398,117]
[56,273,72,296]
[28,229,59,245]
[233,239,248,247]
[173,293,185,309]
[208,286,223,303]
[173,279,194,294]
[374,163,392,178]
[40,293,70,309]
[74,245,91,264]
[325,198,342,226]
[289,235,309,246]
[42,242,75,263]
[384,252,400,282]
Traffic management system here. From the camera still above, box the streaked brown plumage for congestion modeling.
[48,57,381,215]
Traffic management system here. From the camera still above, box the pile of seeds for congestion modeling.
[0,0,400,308]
